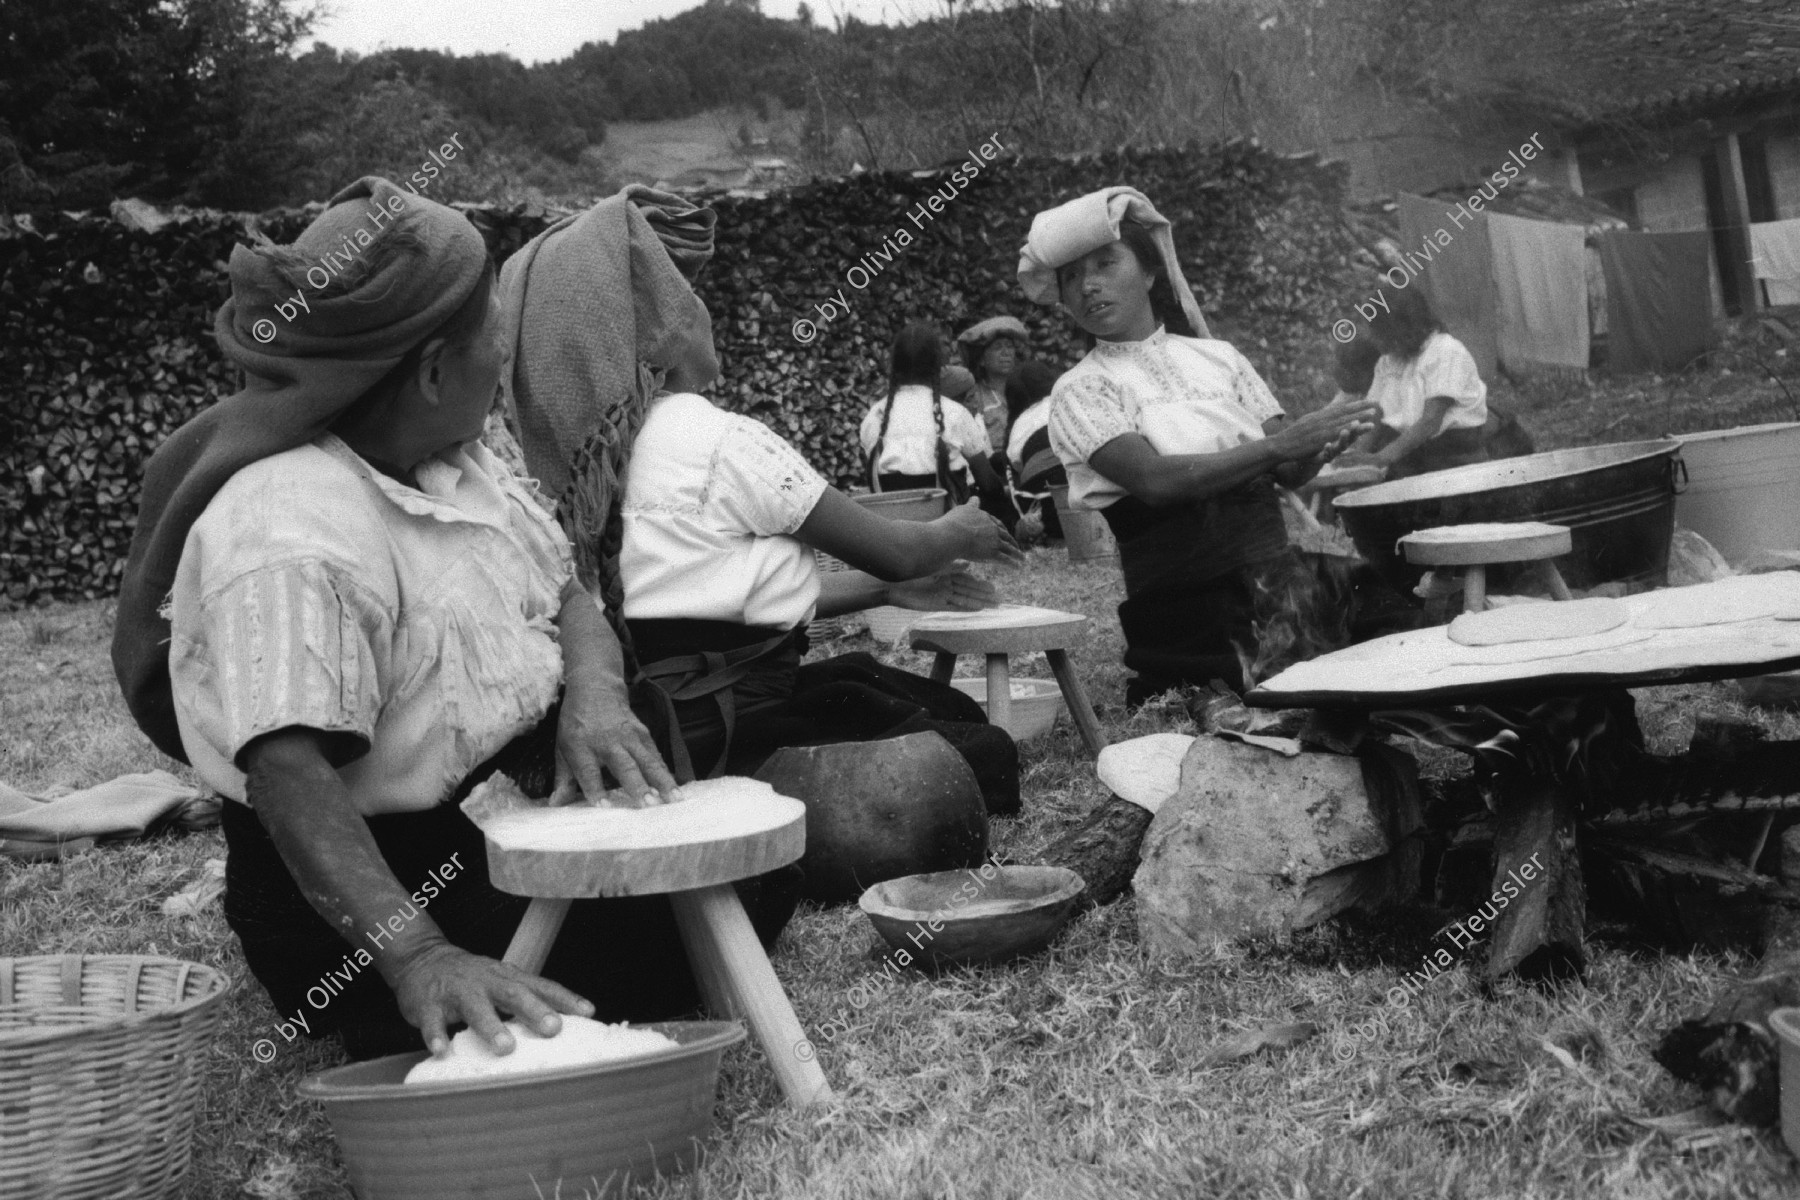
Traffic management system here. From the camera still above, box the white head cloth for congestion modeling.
[1016,187,1209,338]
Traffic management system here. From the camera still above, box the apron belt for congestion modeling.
[635,629,797,783]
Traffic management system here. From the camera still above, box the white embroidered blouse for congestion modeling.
[170,436,575,816]
[1366,331,1488,435]
[1047,327,1285,510]
[620,392,829,631]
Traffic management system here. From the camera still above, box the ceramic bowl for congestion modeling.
[949,676,1066,741]
[858,865,1085,969]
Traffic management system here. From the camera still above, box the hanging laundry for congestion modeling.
[1398,193,1499,383]
[1488,212,1590,371]
[1749,218,1800,307]
[1598,230,1716,373]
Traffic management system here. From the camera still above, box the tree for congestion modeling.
[0,0,317,209]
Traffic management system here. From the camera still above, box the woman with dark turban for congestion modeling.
[113,178,716,1062]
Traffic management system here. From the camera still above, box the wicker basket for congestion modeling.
[0,955,232,1200]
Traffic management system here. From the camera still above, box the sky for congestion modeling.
[306,0,937,65]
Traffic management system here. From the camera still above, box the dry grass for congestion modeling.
[7,356,1800,1197]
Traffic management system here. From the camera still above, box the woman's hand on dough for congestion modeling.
[556,686,679,807]
[393,939,595,1058]
[887,565,999,612]
[944,499,1026,567]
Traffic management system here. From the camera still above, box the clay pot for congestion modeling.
[752,731,990,904]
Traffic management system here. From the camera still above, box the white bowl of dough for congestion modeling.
[298,1019,743,1200]
[950,676,1066,741]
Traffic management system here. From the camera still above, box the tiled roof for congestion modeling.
[1557,0,1800,122]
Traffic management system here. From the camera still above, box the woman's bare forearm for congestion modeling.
[244,729,452,987]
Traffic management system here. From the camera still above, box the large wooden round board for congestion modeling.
[1400,521,1572,566]
[908,604,1090,654]
[462,775,807,898]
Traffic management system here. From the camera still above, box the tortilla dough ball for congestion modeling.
[404,1015,678,1084]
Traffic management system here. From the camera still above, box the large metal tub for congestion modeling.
[1333,439,1683,594]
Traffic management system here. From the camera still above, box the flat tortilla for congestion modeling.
[464,775,801,852]
[1095,733,1194,814]
[1447,596,1629,647]
[1406,521,1567,545]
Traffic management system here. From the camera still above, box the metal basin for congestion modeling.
[1333,439,1683,593]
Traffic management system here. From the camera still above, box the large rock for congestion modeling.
[1134,736,1399,956]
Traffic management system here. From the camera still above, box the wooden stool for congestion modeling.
[1400,522,1575,613]
[907,605,1108,757]
[479,794,833,1109]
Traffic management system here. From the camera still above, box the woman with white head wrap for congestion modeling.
[1020,187,1377,704]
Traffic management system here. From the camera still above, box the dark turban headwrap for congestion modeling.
[112,176,491,761]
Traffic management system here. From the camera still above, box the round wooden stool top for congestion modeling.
[1400,522,1572,568]
[907,605,1091,655]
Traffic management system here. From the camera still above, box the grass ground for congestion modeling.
[6,353,1800,1198]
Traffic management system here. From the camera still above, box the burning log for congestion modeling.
[1038,794,1155,910]
[1485,773,1586,980]
[1654,825,1800,1126]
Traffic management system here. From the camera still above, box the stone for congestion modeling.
[1134,736,1395,956]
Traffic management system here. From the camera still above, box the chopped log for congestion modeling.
[1654,826,1800,1126]
[1689,713,1769,758]
[1037,793,1154,910]
[1485,772,1586,982]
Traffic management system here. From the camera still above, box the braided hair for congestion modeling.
[868,322,958,495]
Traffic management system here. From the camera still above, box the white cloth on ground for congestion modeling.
[859,385,990,477]
[0,770,214,857]
[620,392,828,630]
[1487,212,1590,371]
[1047,327,1284,511]
[1365,332,1488,436]
[171,436,574,815]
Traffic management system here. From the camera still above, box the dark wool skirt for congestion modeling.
[222,705,800,1060]
[630,620,1021,816]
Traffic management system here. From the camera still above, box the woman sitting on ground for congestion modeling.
[860,322,1005,506]
[500,199,1027,816]
[1021,186,1377,704]
[113,178,710,1062]
[1335,286,1489,479]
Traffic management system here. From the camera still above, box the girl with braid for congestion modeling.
[858,322,1005,503]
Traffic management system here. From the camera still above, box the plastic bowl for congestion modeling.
[297,1020,743,1200]
[859,865,1085,969]
[1771,1006,1800,1157]
[949,676,1066,741]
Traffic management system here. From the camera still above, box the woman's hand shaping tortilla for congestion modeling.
[888,565,999,612]
[391,939,595,1058]
[944,498,1026,566]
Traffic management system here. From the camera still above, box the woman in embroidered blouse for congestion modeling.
[1021,187,1378,704]
[1335,286,1489,479]
[860,322,1004,504]
[114,179,703,1062]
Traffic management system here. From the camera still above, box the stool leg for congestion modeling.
[1463,564,1488,613]
[985,653,1013,733]
[1542,562,1574,601]
[1046,648,1108,757]
[501,897,572,975]
[671,884,834,1108]
[929,652,956,685]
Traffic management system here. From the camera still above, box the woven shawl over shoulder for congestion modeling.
[498,186,719,502]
